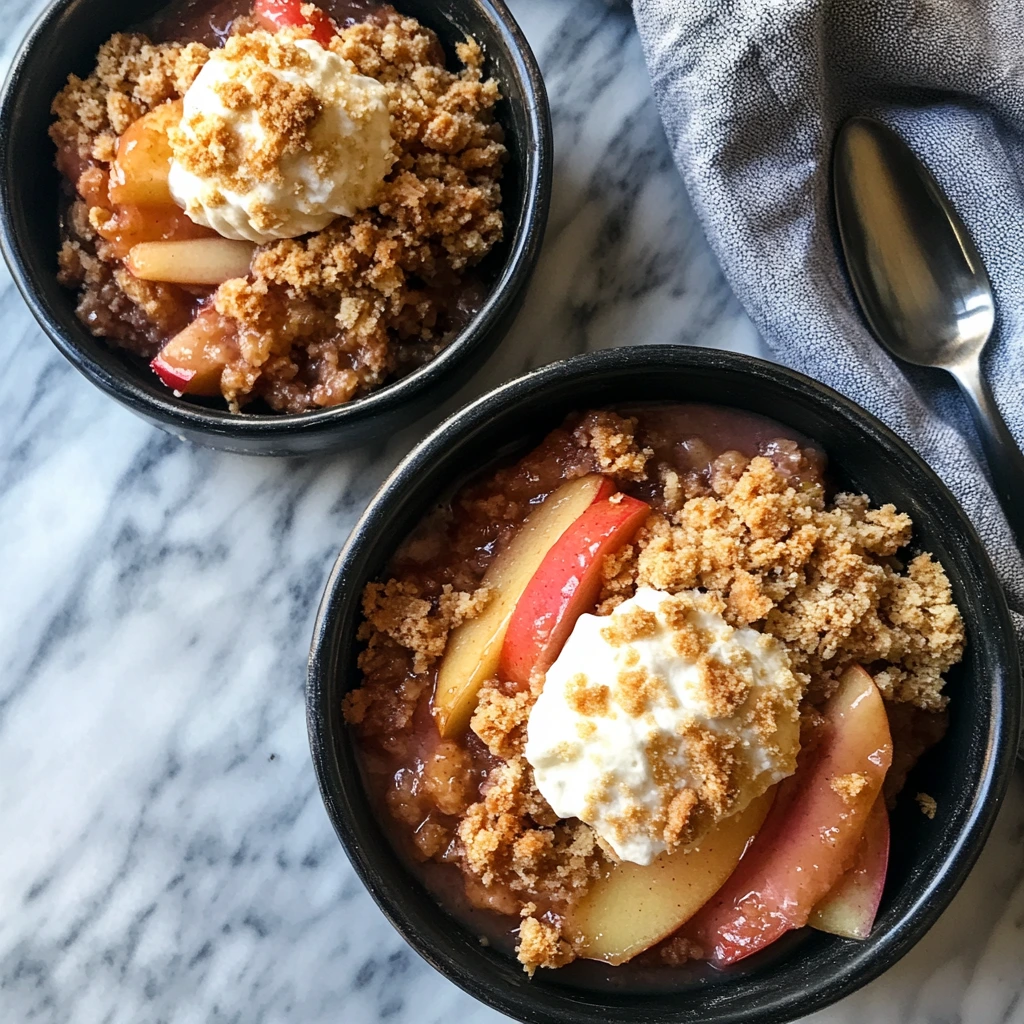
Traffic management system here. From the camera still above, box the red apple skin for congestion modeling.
[434,474,615,737]
[685,665,892,965]
[150,355,196,392]
[150,309,238,397]
[499,490,650,687]
[809,795,890,940]
[253,0,336,45]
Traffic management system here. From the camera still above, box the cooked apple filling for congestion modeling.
[50,0,504,412]
[343,407,965,974]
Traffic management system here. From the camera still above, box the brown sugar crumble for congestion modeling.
[599,605,658,646]
[651,935,705,966]
[573,413,654,481]
[830,772,869,805]
[355,579,491,675]
[51,7,505,412]
[343,407,966,974]
[916,792,938,819]
[565,674,613,718]
[628,457,963,708]
[517,908,574,976]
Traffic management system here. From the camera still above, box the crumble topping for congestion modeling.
[916,792,938,819]
[599,605,658,646]
[354,579,491,675]
[51,34,209,156]
[624,457,963,707]
[456,757,601,905]
[471,682,535,759]
[572,412,653,481]
[595,541,639,615]
[342,579,490,756]
[518,908,574,976]
[565,674,613,718]
[830,772,869,804]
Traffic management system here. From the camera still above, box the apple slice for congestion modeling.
[568,791,773,966]
[254,0,337,46]
[810,795,890,940]
[499,491,650,687]
[127,239,256,285]
[109,101,182,207]
[151,308,239,396]
[96,204,215,260]
[685,664,892,965]
[432,474,614,738]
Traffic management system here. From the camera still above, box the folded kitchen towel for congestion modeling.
[633,0,1024,649]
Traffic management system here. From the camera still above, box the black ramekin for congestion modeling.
[0,0,551,455]
[308,345,1020,1024]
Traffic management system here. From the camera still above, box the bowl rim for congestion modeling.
[308,345,1021,1023]
[0,0,552,441]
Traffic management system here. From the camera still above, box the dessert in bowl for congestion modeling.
[308,347,1020,1023]
[0,0,549,453]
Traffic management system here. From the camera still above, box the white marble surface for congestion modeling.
[0,0,1021,1021]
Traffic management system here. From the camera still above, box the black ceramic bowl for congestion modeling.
[0,0,550,455]
[309,346,1020,1023]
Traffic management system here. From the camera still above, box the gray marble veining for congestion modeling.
[0,0,1021,1021]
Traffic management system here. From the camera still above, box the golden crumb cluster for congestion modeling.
[344,409,965,975]
[51,33,210,155]
[611,456,964,709]
[51,9,505,411]
[572,413,653,481]
[341,579,490,752]
[517,912,574,974]
[830,771,868,804]
[357,579,491,675]
[458,757,602,908]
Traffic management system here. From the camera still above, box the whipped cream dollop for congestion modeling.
[524,587,802,865]
[169,30,393,243]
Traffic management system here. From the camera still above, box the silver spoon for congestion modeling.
[833,115,1024,550]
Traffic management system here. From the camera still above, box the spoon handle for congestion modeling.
[951,357,1024,551]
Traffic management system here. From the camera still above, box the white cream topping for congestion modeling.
[168,32,393,243]
[524,587,802,865]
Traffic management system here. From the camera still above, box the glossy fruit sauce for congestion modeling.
[350,403,828,991]
[146,0,398,47]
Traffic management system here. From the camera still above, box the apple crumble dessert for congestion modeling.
[50,0,505,412]
[343,404,965,974]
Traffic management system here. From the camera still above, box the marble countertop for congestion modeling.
[1,0,1021,1021]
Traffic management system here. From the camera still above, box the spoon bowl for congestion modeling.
[834,117,994,369]
[833,115,1024,549]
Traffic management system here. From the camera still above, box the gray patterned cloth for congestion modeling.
[633,0,1024,650]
